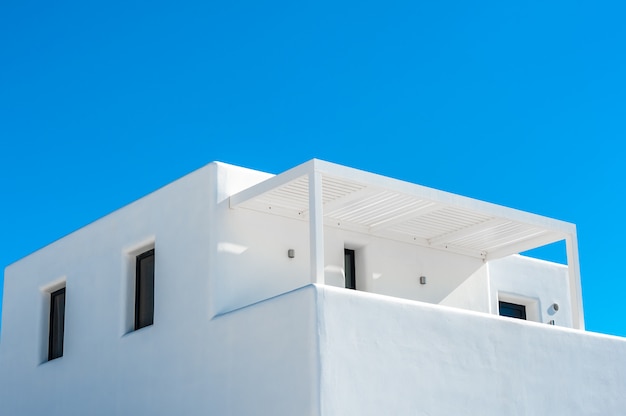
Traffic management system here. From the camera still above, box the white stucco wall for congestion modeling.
[439,263,490,313]
[1,164,215,365]
[0,161,606,416]
[311,226,485,304]
[4,270,624,415]
[489,255,572,327]
[207,163,577,322]
[212,205,311,315]
[0,164,319,415]
[438,255,574,327]
[0,284,319,415]
[212,163,486,315]
[317,285,626,416]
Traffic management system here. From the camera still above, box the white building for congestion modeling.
[1,159,625,415]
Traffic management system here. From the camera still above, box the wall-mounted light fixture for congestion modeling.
[288,249,295,259]
[552,303,559,312]
[419,276,426,285]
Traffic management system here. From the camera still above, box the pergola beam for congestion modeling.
[485,231,565,261]
[229,161,312,209]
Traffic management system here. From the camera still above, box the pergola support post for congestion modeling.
[309,169,325,284]
[566,232,585,330]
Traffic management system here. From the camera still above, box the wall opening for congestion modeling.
[344,248,356,290]
[134,248,155,330]
[498,300,526,320]
[39,277,66,364]
[123,238,155,334]
[48,287,66,360]
[498,292,540,322]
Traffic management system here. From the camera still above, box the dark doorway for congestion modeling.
[344,249,356,290]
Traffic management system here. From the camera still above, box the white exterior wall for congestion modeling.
[439,263,491,313]
[440,255,573,327]
[489,255,573,327]
[0,160,611,415]
[219,207,486,310]
[0,283,319,415]
[0,164,319,415]
[323,227,484,303]
[1,164,214,364]
[318,285,626,415]
[209,162,580,324]
[213,162,486,314]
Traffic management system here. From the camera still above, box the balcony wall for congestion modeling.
[317,285,626,415]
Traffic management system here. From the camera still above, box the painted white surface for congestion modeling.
[0,164,318,415]
[228,158,583,327]
[356,238,483,303]
[212,205,311,314]
[323,226,485,303]
[4,270,622,416]
[489,255,573,327]
[211,162,311,315]
[440,255,574,327]
[439,263,491,313]
[1,265,318,415]
[213,162,486,314]
[318,285,626,416]
[0,160,603,415]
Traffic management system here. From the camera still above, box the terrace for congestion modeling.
[228,159,583,328]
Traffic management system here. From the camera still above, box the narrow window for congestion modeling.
[48,287,66,360]
[344,249,356,290]
[499,301,526,320]
[135,249,155,330]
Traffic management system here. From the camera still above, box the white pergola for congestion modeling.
[230,159,584,329]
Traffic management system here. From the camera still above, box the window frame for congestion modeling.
[344,248,356,290]
[134,248,155,330]
[498,300,527,320]
[48,287,66,361]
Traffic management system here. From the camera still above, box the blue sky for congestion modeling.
[1,0,625,336]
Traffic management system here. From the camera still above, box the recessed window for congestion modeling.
[135,249,155,330]
[48,287,66,360]
[344,249,356,290]
[499,301,526,320]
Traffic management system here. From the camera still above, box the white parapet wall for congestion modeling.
[317,285,626,415]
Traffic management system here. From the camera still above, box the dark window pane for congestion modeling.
[135,249,155,330]
[499,301,526,320]
[344,249,356,290]
[48,287,65,360]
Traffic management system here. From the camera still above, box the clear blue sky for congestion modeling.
[1,0,625,336]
